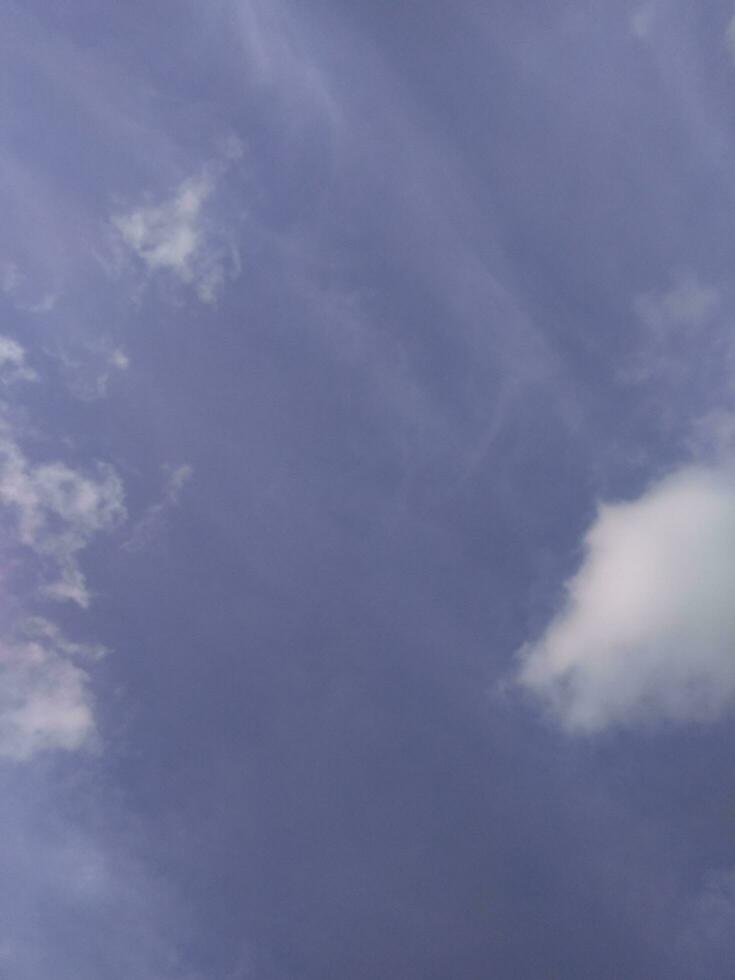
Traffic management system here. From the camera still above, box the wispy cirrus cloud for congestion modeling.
[623,273,722,386]
[124,464,193,553]
[49,345,131,403]
[0,261,57,317]
[516,466,735,732]
[617,271,735,461]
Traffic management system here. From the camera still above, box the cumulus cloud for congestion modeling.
[516,466,735,732]
[111,143,242,303]
[0,424,126,606]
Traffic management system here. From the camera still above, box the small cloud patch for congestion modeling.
[111,142,243,304]
[0,424,126,607]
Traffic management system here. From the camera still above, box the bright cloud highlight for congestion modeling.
[517,466,735,732]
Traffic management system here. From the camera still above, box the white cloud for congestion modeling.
[0,260,58,316]
[164,463,193,503]
[111,145,242,303]
[0,622,100,761]
[24,292,58,315]
[0,425,126,606]
[52,345,131,401]
[109,348,130,371]
[516,466,735,732]
[114,174,210,274]
[22,616,106,661]
[0,336,38,384]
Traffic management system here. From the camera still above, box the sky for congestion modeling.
[3,1,735,977]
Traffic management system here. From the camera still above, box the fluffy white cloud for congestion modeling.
[0,620,101,760]
[111,144,242,303]
[517,466,735,732]
[0,425,125,606]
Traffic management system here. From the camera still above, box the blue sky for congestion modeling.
[3,1,735,976]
